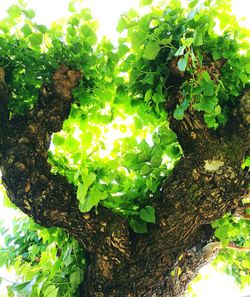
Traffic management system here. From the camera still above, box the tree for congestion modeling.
[0,0,249,296]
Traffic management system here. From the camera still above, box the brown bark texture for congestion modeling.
[0,65,249,297]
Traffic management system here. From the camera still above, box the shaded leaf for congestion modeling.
[139,206,155,223]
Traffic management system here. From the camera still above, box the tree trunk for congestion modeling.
[0,66,249,296]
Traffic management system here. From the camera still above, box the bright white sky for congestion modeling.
[0,0,249,42]
[0,0,250,296]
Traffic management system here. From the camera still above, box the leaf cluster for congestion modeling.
[0,210,85,296]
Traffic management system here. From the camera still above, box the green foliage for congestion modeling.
[0,0,249,294]
[0,207,85,296]
[117,0,249,127]
[49,106,179,231]
[212,213,250,288]
[139,206,156,223]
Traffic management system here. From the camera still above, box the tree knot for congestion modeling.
[53,64,82,100]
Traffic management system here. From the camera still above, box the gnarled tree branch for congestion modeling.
[0,66,131,283]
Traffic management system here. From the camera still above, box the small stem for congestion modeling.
[227,243,250,252]
[234,203,250,220]
[51,281,70,285]
[237,212,250,220]
[212,241,250,252]
[161,44,175,50]
[72,240,79,265]
[243,202,250,208]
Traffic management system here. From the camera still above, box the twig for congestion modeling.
[211,241,250,252]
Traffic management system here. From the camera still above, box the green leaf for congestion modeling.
[214,105,221,115]
[203,81,215,96]
[63,247,73,267]
[151,145,163,167]
[202,71,211,82]
[68,1,76,12]
[79,185,107,212]
[77,171,96,203]
[177,56,188,72]
[7,5,21,18]
[151,154,162,167]
[0,251,8,267]
[37,280,44,296]
[242,156,250,168]
[239,72,249,83]
[70,269,82,287]
[127,9,139,19]
[139,206,155,223]
[214,224,230,242]
[141,164,152,175]
[146,178,158,193]
[28,245,40,261]
[21,24,32,37]
[10,276,38,294]
[245,63,250,74]
[193,30,203,46]
[160,36,173,45]
[143,42,161,60]
[53,134,65,146]
[192,86,203,95]
[152,88,165,105]
[117,17,127,33]
[140,0,153,6]
[188,0,199,8]
[64,136,80,151]
[144,89,152,103]
[212,50,222,60]
[130,31,145,50]
[181,37,193,47]
[194,95,218,113]
[241,275,250,286]
[204,114,217,128]
[43,285,58,297]
[242,260,250,269]
[173,98,190,120]
[29,33,43,48]
[118,44,129,57]
[23,9,36,19]
[175,46,185,56]
[129,217,147,233]
[36,24,47,34]
[166,145,180,159]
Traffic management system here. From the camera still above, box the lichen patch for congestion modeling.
[204,160,224,172]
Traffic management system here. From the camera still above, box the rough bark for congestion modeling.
[0,65,249,297]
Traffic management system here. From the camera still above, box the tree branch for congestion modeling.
[226,242,250,252]
[165,242,219,296]
[0,65,131,268]
[236,212,250,220]
[234,200,250,219]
